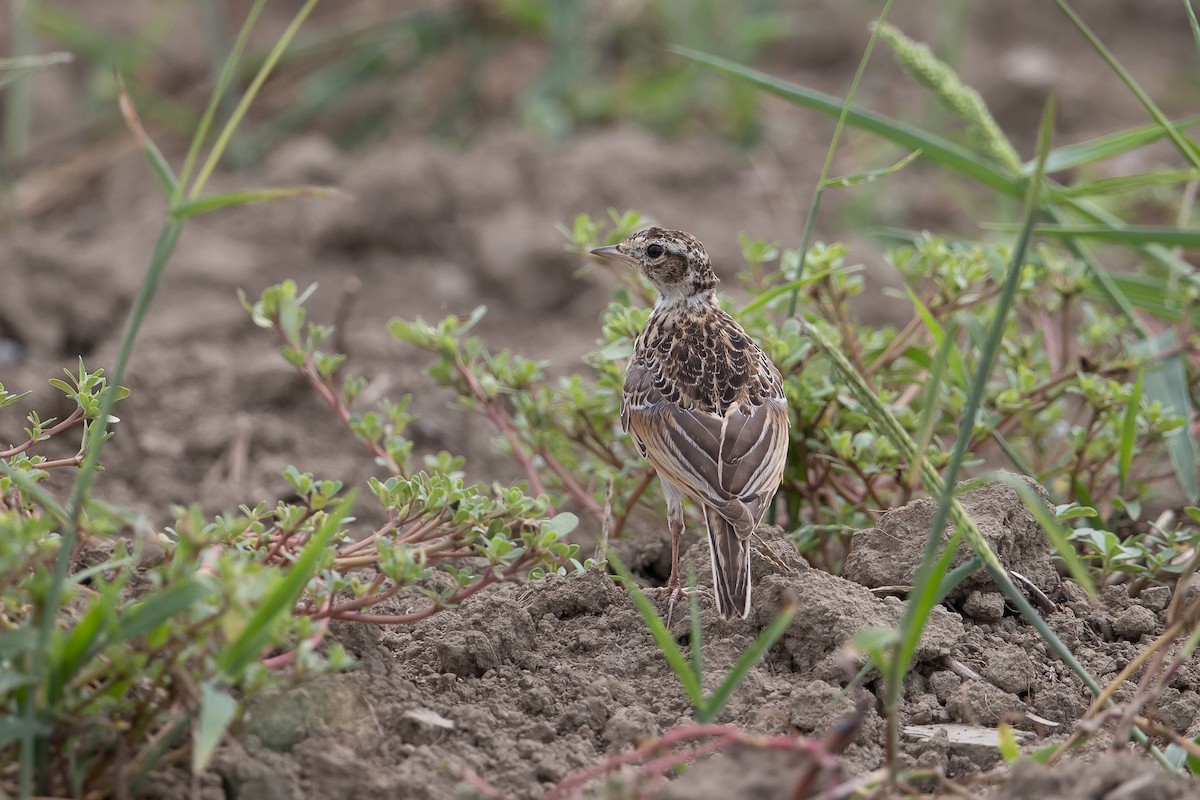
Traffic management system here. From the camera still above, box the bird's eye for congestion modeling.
[646,243,665,259]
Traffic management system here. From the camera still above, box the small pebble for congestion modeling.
[1137,585,1171,611]
[1111,605,1158,640]
[963,590,1005,622]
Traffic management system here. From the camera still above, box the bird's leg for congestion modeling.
[664,495,686,625]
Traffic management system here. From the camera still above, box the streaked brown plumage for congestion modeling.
[592,228,789,618]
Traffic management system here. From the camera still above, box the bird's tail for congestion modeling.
[703,506,753,619]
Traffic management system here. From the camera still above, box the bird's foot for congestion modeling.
[655,584,703,626]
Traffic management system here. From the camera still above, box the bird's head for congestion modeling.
[591,227,717,301]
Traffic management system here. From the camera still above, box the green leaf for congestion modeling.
[117,73,178,196]
[541,512,579,538]
[1032,115,1200,174]
[820,149,922,189]
[0,52,73,89]
[1118,370,1143,494]
[0,713,51,747]
[1050,169,1200,198]
[193,682,238,773]
[1053,0,1200,171]
[1131,332,1199,502]
[672,46,1022,197]
[997,723,1021,764]
[0,626,38,659]
[218,491,355,678]
[117,578,209,642]
[1026,224,1200,248]
[170,186,348,220]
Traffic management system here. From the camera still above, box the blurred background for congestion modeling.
[1,0,1197,519]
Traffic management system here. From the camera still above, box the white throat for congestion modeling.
[652,285,716,311]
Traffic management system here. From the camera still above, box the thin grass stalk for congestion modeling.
[4,0,35,161]
[786,0,895,318]
[190,0,320,200]
[1187,0,1200,53]
[19,219,183,794]
[883,100,1056,769]
[173,0,269,203]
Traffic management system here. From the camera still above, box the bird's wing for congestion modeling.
[624,359,788,532]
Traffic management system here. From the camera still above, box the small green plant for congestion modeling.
[608,556,796,723]
[240,280,589,621]
[0,366,353,797]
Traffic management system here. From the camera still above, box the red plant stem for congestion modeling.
[330,562,517,624]
[538,447,603,520]
[455,360,552,505]
[0,406,85,458]
[338,516,404,557]
[458,769,502,799]
[263,507,317,562]
[275,321,404,476]
[263,595,333,669]
[36,452,85,469]
[312,583,403,619]
[545,724,825,800]
[612,469,655,539]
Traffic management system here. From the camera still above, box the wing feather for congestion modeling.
[625,385,788,531]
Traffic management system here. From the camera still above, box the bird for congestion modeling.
[591,227,790,619]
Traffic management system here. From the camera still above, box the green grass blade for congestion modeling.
[736,264,845,316]
[698,597,797,723]
[0,52,72,90]
[171,186,348,219]
[1119,370,1144,495]
[934,556,983,605]
[907,320,958,487]
[1188,0,1200,53]
[117,75,178,196]
[782,0,896,318]
[1100,273,1200,325]
[218,490,354,678]
[1025,224,1200,248]
[821,149,922,189]
[49,601,111,706]
[1031,115,1200,174]
[606,553,704,707]
[1131,333,1200,502]
[887,97,1056,763]
[673,46,1022,197]
[989,430,1038,477]
[193,681,237,773]
[1050,169,1200,198]
[4,0,35,161]
[688,570,703,687]
[117,578,209,642]
[905,287,968,388]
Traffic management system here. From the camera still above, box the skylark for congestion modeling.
[592,228,790,618]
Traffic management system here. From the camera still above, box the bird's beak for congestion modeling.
[589,244,637,266]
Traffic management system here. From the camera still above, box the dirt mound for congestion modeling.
[132,482,1188,799]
